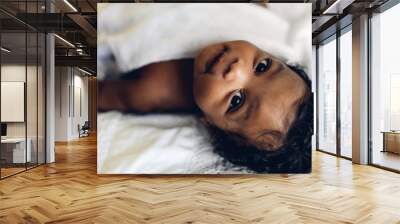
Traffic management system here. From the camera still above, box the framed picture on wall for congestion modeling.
[1,81,25,122]
[97,3,313,174]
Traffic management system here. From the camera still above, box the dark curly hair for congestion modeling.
[207,65,313,173]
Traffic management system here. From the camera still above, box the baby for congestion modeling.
[99,40,313,173]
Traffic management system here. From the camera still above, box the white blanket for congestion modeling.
[97,3,311,174]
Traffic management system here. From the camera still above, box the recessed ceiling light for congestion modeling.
[1,47,11,53]
[63,0,78,12]
[54,34,75,48]
[322,0,354,15]
[78,67,92,76]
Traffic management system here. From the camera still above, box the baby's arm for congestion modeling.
[98,78,164,113]
[98,79,132,112]
[98,59,196,113]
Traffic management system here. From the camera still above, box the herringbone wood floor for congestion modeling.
[1,134,400,224]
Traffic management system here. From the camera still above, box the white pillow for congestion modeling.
[97,3,311,80]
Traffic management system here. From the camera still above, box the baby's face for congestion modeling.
[193,40,308,150]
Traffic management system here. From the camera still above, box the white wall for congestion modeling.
[1,65,26,132]
[1,65,38,137]
[55,67,69,141]
[55,67,89,141]
[72,73,89,138]
[1,65,27,142]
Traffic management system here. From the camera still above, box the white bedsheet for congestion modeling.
[98,111,252,174]
[97,3,311,174]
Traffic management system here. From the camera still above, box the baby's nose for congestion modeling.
[222,58,244,81]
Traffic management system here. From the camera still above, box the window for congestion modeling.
[370,2,400,171]
[339,28,352,158]
[318,36,337,154]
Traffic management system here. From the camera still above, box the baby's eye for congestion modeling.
[227,90,245,113]
[255,58,272,73]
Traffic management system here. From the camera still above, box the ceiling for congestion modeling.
[0,0,98,73]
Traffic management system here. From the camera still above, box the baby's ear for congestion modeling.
[199,116,212,127]
[255,132,284,151]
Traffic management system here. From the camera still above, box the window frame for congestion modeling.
[315,24,353,161]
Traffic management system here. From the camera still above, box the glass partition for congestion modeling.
[1,30,28,177]
[0,1,46,179]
